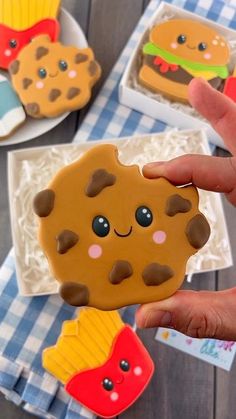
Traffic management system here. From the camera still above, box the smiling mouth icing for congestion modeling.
[143,42,229,78]
[114,226,133,237]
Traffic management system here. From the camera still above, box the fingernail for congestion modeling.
[145,162,164,169]
[144,310,172,328]
[198,77,208,85]
[191,77,207,86]
[143,163,165,176]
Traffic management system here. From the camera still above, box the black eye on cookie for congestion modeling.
[135,206,153,227]
[120,359,130,372]
[92,215,110,237]
[102,378,114,391]
[38,68,47,79]
[198,42,207,51]
[9,39,17,49]
[177,34,186,44]
[58,60,68,71]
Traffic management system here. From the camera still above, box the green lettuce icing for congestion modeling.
[143,42,228,79]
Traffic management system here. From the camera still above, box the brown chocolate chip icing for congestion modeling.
[26,102,40,116]
[88,61,98,76]
[109,260,133,284]
[36,46,49,60]
[185,214,211,249]
[75,53,89,63]
[67,87,81,100]
[86,169,116,197]
[166,194,192,216]
[49,89,61,102]
[60,282,89,307]
[22,78,33,89]
[56,230,79,254]
[33,189,55,217]
[142,263,174,286]
[9,60,20,75]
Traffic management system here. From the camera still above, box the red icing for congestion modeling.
[154,56,179,73]
[65,325,154,418]
[223,77,236,102]
[0,19,60,70]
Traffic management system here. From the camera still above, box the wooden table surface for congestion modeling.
[0,1,236,418]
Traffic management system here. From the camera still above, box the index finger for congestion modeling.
[188,78,236,155]
[142,154,236,206]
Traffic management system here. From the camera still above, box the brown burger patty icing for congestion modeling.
[144,55,223,90]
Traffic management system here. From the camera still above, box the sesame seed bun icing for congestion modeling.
[150,19,230,67]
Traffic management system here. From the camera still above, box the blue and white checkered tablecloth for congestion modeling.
[1,1,236,418]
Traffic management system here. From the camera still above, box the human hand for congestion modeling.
[136,78,236,340]
[143,78,236,206]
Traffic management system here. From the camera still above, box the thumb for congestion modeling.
[136,288,236,341]
[188,78,236,155]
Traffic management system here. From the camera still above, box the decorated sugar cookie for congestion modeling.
[139,19,230,102]
[0,74,25,138]
[223,66,236,101]
[10,35,101,118]
[43,309,154,418]
[0,0,61,69]
[0,0,61,29]
[33,144,210,310]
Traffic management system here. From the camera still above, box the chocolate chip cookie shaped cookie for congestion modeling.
[33,144,210,310]
[10,35,101,118]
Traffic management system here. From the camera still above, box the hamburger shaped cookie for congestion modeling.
[33,144,210,310]
[10,35,101,118]
[139,19,230,103]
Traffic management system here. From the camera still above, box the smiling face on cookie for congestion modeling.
[66,326,154,417]
[10,35,101,118]
[150,19,230,66]
[33,144,210,310]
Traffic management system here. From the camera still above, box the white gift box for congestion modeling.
[119,1,236,149]
[8,129,232,297]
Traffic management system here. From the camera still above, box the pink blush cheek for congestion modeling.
[88,244,102,259]
[153,231,166,244]
[134,366,143,376]
[68,70,77,79]
[170,42,177,49]
[4,49,12,57]
[110,392,119,402]
[36,81,44,89]
[204,53,212,60]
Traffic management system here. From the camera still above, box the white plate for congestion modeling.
[8,129,233,297]
[0,8,88,146]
